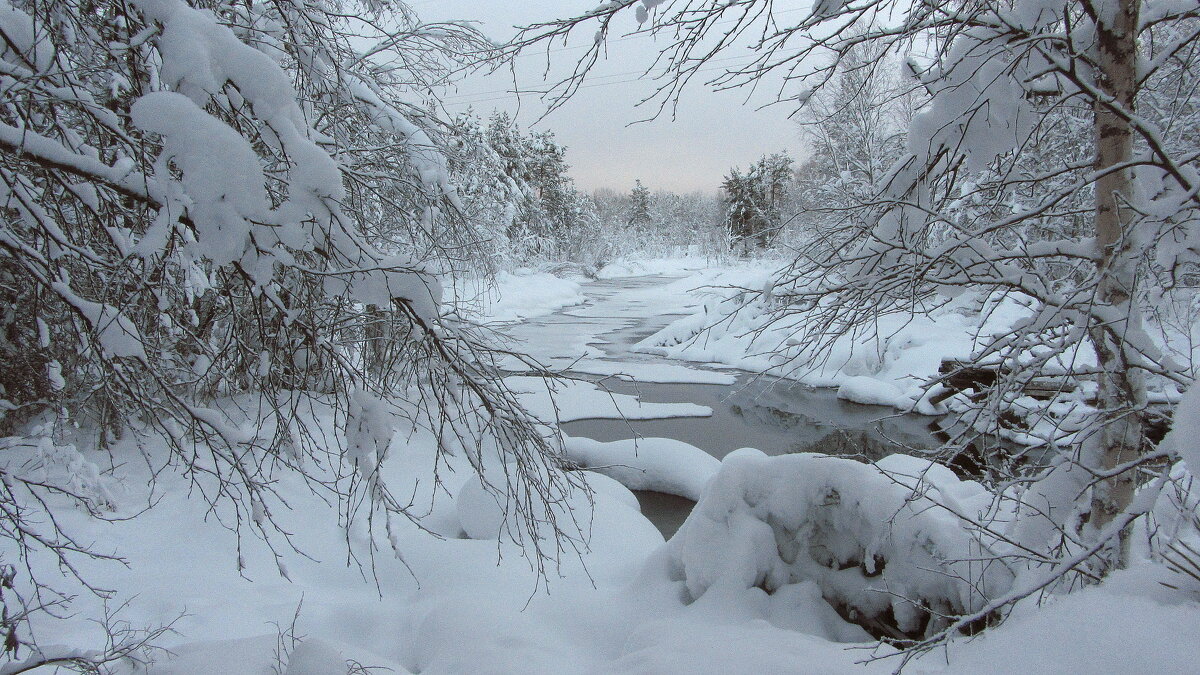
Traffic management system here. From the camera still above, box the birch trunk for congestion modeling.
[1086,0,1145,568]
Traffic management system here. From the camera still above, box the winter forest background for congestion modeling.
[2,0,1200,673]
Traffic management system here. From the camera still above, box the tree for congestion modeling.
[503,0,1200,654]
[628,179,653,229]
[721,152,794,253]
[793,39,910,253]
[476,111,596,261]
[0,0,579,665]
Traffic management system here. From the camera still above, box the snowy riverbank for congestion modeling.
[7,262,1198,674]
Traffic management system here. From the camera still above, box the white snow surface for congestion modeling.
[637,270,1036,401]
[454,270,586,323]
[1164,382,1200,476]
[563,434,721,500]
[836,376,906,408]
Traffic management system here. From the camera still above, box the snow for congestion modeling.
[563,434,721,500]
[456,468,656,548]
[8,261,1199,675]
[11,0,1197,659]
[638,277,1035,397]
[1164,383,1200,476]
[921,565,1200,675]
[596,257,712,279]
[50,282,146,359]
[456,270,586,323]
[131,91,267,266]
[506,375,712,422]
[666,449,1011,635]
[836,376,905,407]
[152,636,407,675]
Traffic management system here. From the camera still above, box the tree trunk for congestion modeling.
[364,303,390,384]
[1086,0,1144,569]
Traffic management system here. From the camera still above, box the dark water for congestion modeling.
[562,377,938,461]
[562,376,941,538]
[632,491,695,539]
[539,275,942,539]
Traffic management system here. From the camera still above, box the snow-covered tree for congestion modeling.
[628,179,653,229]
[722,152,795,253]
[503,0,1200,653]
[793,40,910,253]
[446,110,532,267]
[590,186,722,260]
[474,111,596,262]
[648,189,725,256]
[0,0,580,665]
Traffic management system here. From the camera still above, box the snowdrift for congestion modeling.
[665,449,1014,637]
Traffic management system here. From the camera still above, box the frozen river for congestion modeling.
[504,274,941,536]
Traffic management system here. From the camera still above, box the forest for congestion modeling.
[1,0,1198,673]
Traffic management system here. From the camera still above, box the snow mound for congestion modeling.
[563,435,720,500]
[667,449,1013,635]
[836,376,904,407]
[935,565,1200,674]
[455,468,661,555]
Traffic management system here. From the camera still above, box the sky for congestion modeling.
[415,1,811,195]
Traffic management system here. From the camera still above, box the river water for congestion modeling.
[510,274,942,537]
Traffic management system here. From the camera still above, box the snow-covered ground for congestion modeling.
[8,259,1199,674]
[450,269,588,324]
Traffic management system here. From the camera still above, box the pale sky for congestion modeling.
[417,1,811,194]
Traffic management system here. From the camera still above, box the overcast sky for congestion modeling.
[416,1,811,195]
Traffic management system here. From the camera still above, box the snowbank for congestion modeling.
[454,270,585,323]
[928,564,1200,674]
[563,435,721,500]
[455,468,662,556]
[638,284,1032,399]
[836,376,905,408]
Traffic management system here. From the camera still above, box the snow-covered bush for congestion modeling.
[667,450,1013,638]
